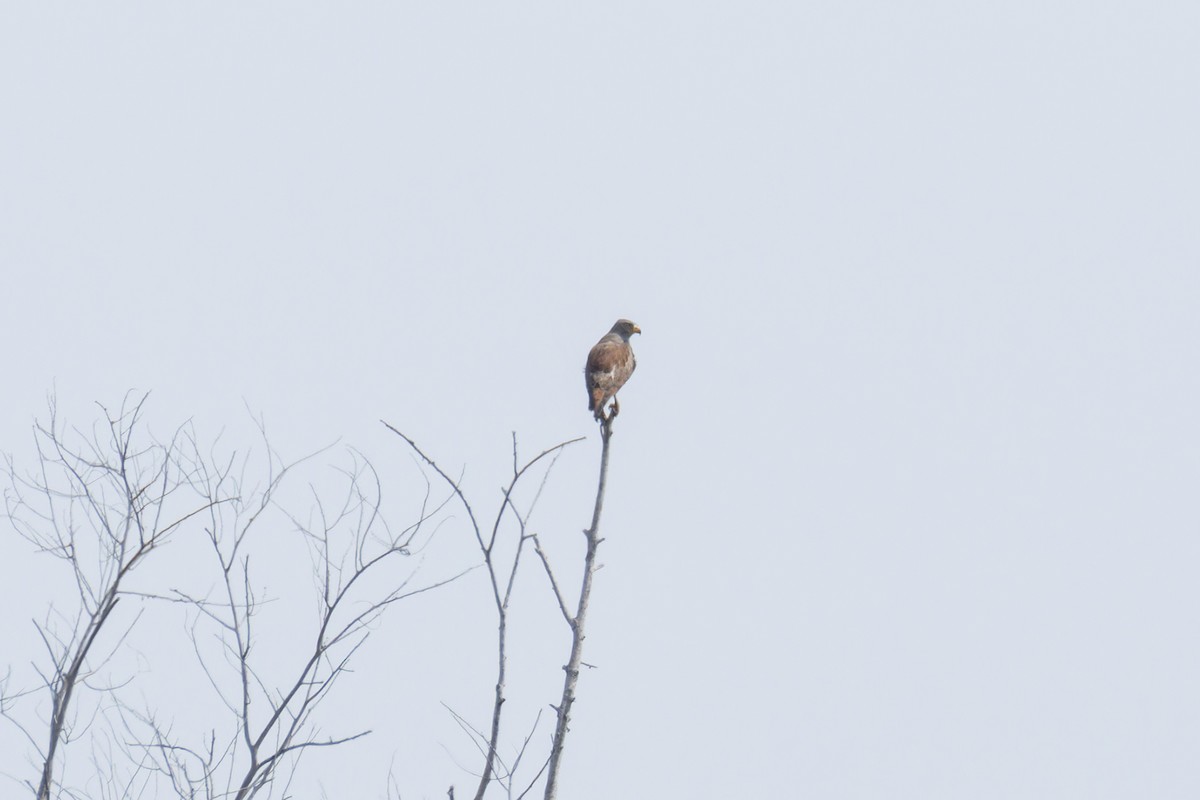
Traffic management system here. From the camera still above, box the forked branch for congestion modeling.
[2,393,218,800]
[382,422,582,800]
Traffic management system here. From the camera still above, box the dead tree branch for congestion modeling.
[156,431,467,800]
[382,422,581,800]
[541,417,615,800]
[1,393,223,800]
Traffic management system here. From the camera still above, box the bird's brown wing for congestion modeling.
[585,339,634,410]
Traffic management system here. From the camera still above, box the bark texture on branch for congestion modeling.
[543,417,614,800]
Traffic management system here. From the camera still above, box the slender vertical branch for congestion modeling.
[382,423,581,800]
[542,418,613,800]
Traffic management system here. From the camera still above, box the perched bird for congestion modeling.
[584,319,641,422]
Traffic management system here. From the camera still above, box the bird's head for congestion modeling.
[611,319,641,339]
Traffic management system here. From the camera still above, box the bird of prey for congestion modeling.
[584,319,641,422]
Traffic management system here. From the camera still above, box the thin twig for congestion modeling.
[383,423,582,800]
[530,536,572,626]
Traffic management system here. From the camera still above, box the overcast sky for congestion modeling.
[2,2,1199,798]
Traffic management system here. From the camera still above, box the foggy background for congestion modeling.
[2,2,1199,797]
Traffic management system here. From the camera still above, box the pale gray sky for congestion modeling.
[2,2,1199,798]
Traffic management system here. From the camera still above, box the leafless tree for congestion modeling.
[127,418,472,800]
[3,396,467,800]
[1,393,221,800]
[4,391,624,800]
[383,422,583,800]
[385,411,623,800]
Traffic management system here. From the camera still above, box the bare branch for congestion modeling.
[3,393,216,800]
[383,423,583,800]
[529,536,572,627]
[543,418,616,800]
[172,430,464,800]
